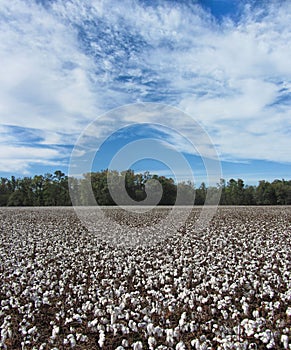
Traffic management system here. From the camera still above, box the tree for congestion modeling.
[0,177,12,206]
[195,182,206,205]
[177,181,195,205]
[255,180,276,205]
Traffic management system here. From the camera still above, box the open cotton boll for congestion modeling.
[67,334,76,348]
[51,325,59,340]
[176,341,186,350]
[179,312,187,327]
[148,336,156,349]
[132,341,143,350]
[281,334,289,349]
[122,339,129,347]
[98,330,105,348]
[1,207,291,348]
[129,320,138,332]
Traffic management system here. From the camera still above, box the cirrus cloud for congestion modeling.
[0,0,290,176]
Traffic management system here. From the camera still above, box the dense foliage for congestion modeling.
[1,170,291,206]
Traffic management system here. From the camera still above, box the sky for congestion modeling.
[0,0,291,185]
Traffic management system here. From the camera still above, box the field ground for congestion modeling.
[0,206,291,349]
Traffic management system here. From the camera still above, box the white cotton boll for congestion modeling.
[115,347,125,350]
[20,326,27,336]
[281,335,289,349]
[168,305,175,312]
[51,325,59,339]
[98,330,105,348]
[252,310,259,318]
[179,312,187,328]
[68,334,76,348]
[129,320,138,332]
[166,329,174,346]
[6,326,11,340]
[201,297,208,304]
[197,306,202,313]
[137,322,147,329]
[73,314,82,324]
[267,338,275,349]
[111,311,117,325]
[147,323,154,335]
[122,339,129,347]
[1,329,7,343]
[233,325,241,335]
[100,317,109,325]
[221,310,228,320]
[143,315,151,323]
[257,330,272,343]
[112,324,119,336]
[274,301,280,309]
[176,341,186,350]
[76,333,88,342]
[242,320,255,337]
[173,327,180,339]
[42,297,50,305]
[148,336,156,349]
[132,340,143,350]
[88,318,98,328]
[191,339,200,349]
[121,325,129,335]
[286,307,291,317]
[242,302,249,315]
[154,326,163,338]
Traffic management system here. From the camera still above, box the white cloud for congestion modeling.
[0,145,67,174]
[0,0,98,132]
[0,0,291,174]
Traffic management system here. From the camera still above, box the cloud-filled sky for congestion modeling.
[0,0,291,184]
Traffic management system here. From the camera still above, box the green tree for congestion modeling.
[255,180,276,205]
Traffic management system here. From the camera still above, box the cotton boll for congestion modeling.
[132,341,143,350]
[281,335,289,349]
[221,310,228,320]
[252,310,259,318]
[129,320,138,332]
[51,325,59,340]
[122,339,129,347]
[98,330,105,348]
[166,329,174,346]
[242,302,249,315]
[267,337,275,349]
[176,341,186,350]
[148,336,156,349]
[76,333,88,342]
[154,326,163,337]
[191,339,200,349]
[147,323,154,335]
[179,312,187,328]
[67,334,76,348]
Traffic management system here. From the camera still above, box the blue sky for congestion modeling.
[0,0,291,185]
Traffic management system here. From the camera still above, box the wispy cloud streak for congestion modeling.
[0,0,291,174]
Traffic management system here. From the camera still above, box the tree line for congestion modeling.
[1,169,291,206]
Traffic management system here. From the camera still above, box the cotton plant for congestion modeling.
[1,207,291,348]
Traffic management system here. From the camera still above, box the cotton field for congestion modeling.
[0,207,291,350]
